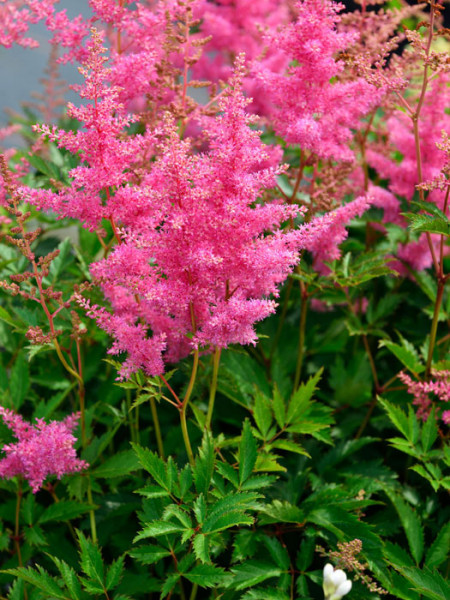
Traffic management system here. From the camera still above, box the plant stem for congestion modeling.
[293,282,308,391]
[189,583,198,600]
[179,349,199,467]
[425,281,445,378]
[86,476,98,544]
[149,397,165,459]
[206,347,221,431]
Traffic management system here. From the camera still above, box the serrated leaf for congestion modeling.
[230,560,282,590]
[129,545,171,565]
[286,369,322,424]
[395,566,450,600]
[272,386,286,429]
[403,212,450,237]
[105,555,125,590]
[384,488,424,565]
[425,521,450,568]
[260,500,305,524]
[194,432,215,494]
[161,573,180,599]
[421,408,438,452]
[202,492,259,534]
[239,419,257,484]
[5,566,68,599]
[183,564,230,587]
[262,536,290,570]
[253,391,272,438]
[49,556,82,600]
[270,439,310,457]
[134,521,185,541]
[216,461,239,487]
[379,341,424,374]
[92,450,140,479]
[77,530,104,585]
[378,397,409,438]
[39,501,92,524]
[193,534,210,563]
[132,443,171,492]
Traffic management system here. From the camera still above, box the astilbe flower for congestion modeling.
[24,29,150,231]
[0,0,57,48]
[399,371,450,424]
[298,195,371,273]
[0,407,87,492]
[82,58,302,379]
[367,73,450,272]
[254,0,380,161]
[192,0,290,115]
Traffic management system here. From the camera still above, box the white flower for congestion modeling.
[323,563,352,600]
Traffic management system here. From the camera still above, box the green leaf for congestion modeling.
[403,212,450,237]
[161,573,180,599]
[39,501,92,524]
[105,555,125,590]
[193,534,210,564]
[230,560,283,590]
[92,450,140,479]
[272,386,286,429]
[0,306,19,328]
[379,340,424,374]
[253,391,272,438]
[194,432,215,494]
[395,566,450,600]
[4,566,69,599]
[260,500,305,525]
[26,153,61,180]
[384,488,424,565]
[262,536,290,570]
[270,439,310,457]
[239,419,257,484]
[134,521,185,541]
[378,397,409,439]
[425,521,450,568]
[286,369,322,424]
[129,545,172,565]
[49,556,82,600]
[10,352,30,408]
[421,408,438,452]
[77,530,105,586]
[202,492,259,534]
[183,564,230,587]
[132,443,171,492]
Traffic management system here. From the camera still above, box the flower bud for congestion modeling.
[323,564,352,600]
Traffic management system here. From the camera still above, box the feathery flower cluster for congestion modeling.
[0,0,56,48]
[254,0,379,160]
[399,371,450,424]
[25,29,148,230]
[298,195,371,272]
[0,407,87,492]
[81,57,303,378]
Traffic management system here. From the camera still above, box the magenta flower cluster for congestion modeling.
[0,407,87,492]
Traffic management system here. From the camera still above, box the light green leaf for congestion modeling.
[286,369,322,424]
[230,560,283,590]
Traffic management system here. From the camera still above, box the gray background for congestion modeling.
[0,0,92,131]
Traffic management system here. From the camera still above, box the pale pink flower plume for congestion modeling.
[399,371,450,424]
[0,407,88,493]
